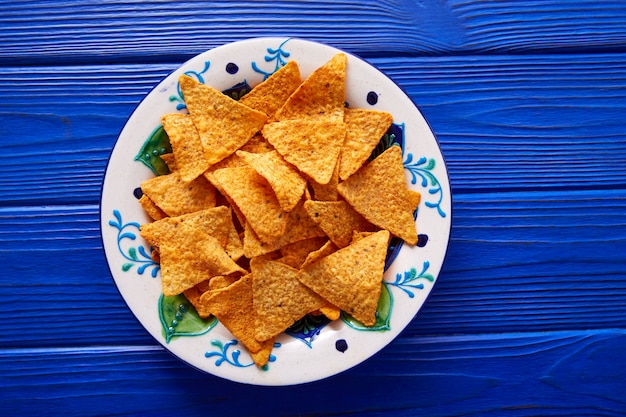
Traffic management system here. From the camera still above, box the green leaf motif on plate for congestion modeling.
[341,283,392,331]
[159,294,217,343]
[134,125,172,176]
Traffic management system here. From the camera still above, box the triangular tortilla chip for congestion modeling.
[274,53,347,120]
[239,60,302,119]
[317,305,341,321]
[203,150,248,192]
[303,200,375,248]
[407,189,421,212]
[212,166,288,244]
[199,274,276,366]
[159,223,245,296]
[138,194,167,221]
[161,113,210,182]
[339,108,393,180]
[160,153,177,172]
[179,75,267,165]
[308,160,339,201]
[251,258,329,342]
[140,206,233,251]
[140,171,216,217]
[351,231,376,243]
[337,146,417,245]
[242,199,325,258]
[240,133,274,153]
[262,116,345,185]
[279,236,328,268]
[300,239,338,269]
[183,280,212,318]
[208,274,240,291]
[237,150,306,212]
[298,230,390,326]
[183,274,240,316]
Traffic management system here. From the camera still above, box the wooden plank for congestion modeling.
[1,1,626,64]
[2,189,624,346]
[378,54,626,192]
[1,53,625,205]
[0,65,166,205]
[1,329,625,415]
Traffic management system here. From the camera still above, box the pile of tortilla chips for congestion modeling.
[138,53,420,367]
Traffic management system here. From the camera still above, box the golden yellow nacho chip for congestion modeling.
[224,215,244,262]
[202,151,247,197]
[139,206,233,252]
[279,236,328,267]
[138,194,167,221]
[201,152,251,228]
[159,224,245,296]
[212,166,288,244]
[303,200,375,248]
[251,258,328,342]
[178,75,267,165]
[318,305,341,321]
[249,346,275,368]
[183,280,212,318]
[242,199,326,258]
[237,150,306,212]
[308,161,339,201]
[208,274,240,291]
[274,255,302,269]
[337,146,417,245]
[199,274,276,366]
[240,133,274,153]
[339,108,394,180]
[140,171,216,217]
[262,116,345,185]
[239,60,302,119]
[351,230,376,243]
[300,239,338,269]
[274,53,347,120]
[298,230,390,326]
[161,113,210,182]
[159,153,177,172]
[407,189,421,212]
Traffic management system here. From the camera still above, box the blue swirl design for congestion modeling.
[403,154,447,218]
[386,261,435,298]
[251,39,291,79]
[169,60,212,110]
[205,339,280,370]
[108,210,160,277]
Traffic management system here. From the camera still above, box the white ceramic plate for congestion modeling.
[100,37,451,386]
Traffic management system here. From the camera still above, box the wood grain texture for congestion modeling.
[2,330,625,416]
[1,1,625,412]
[2,53,625,206]
[2,188,624,347]
[1,0,626,65]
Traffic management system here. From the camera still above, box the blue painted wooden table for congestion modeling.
[1,1,625,415]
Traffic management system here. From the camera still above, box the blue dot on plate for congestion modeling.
[335,339,348,353]
[133,187,143,199]
[226,62,239,74]
[367,91,378,105]
[417,234,429,247]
